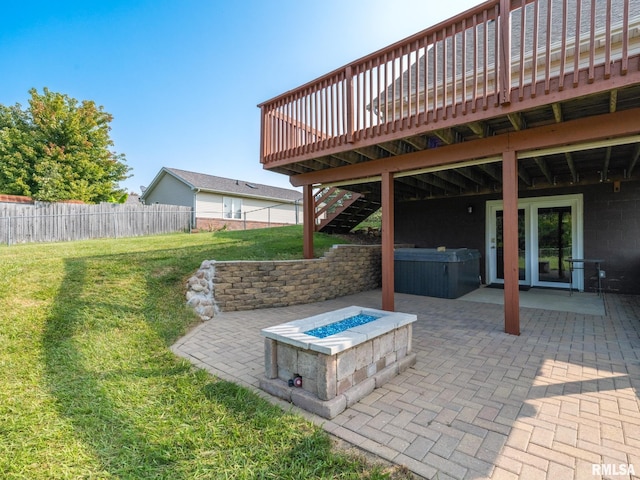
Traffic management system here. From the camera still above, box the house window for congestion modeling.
[223,197,242,219]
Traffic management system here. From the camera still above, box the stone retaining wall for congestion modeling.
[186,245,382,319]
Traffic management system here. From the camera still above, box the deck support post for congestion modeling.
[303,184,314,259]
[381,170,395,312]
[502,150,520,335]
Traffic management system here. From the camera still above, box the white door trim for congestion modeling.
[486,194,584,290]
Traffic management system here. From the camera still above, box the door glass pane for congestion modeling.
[537,207,571,284]
[496,209,526,281]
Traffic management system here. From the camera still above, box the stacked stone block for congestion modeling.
[187,245,382,316]
[261,322,415,419]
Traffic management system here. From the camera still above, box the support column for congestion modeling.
[502,150,520,335]
[381,171,395,311]
[303,184,314,259]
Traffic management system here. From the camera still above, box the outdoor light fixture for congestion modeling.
[467,205,473,214]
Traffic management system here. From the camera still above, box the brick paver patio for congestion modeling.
[172,291,640,480]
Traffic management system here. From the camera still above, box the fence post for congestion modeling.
[113,207,118,238]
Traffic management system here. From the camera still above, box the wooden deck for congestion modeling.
[259,0,640,193]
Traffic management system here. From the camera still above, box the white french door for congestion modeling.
[486,194,583,290]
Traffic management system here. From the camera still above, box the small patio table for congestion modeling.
[567,258,604,296]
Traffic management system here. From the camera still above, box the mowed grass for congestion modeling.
[0,226,409,479]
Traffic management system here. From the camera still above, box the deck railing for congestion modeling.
[259,0,639,168]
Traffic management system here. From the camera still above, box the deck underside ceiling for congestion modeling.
[270,84,640,205]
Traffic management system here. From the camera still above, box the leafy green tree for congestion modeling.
[0,88,130,203]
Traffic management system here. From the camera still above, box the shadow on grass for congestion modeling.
[40,242,374,479]
[200,381,378,479]
[41,256,185,478]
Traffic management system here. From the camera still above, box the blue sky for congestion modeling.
[2,0,481,194]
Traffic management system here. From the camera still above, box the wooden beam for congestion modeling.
[404,135,430,150]
[331,151,364,165]
[566,152,578,183]
[313,156,342,169]
[433,170,469,191]
[629,144,640,178]
[552,103,563,123]
[507,112,525,131]
[434,128,456,145]
[354,146,385,160]
[381,171,395,312]
[400,174,451,196]
[379,141,411,156]
[456,166,487,186]
[467,121,487,137]
[518,165,532,186]
[534,157,553,184]
[478,163,502,182]
[502,150,520,336]
[290,108,640,187]
[610,89,618,113]
[303,185,314,259]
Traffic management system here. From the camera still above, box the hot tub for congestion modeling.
[394,248,481,299]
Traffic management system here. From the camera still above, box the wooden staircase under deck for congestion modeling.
[314,187,380,233]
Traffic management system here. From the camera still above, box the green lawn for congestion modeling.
[0,226,411,479]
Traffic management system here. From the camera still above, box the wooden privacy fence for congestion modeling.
[0,202,192,245]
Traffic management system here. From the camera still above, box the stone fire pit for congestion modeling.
[259,306,417,419]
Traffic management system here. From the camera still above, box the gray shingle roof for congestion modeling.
[373,0,639,111]
[162,167,302,202]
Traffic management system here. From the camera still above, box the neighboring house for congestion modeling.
[125,193,141,204]
[140,167,303,230]
[0,194,35,204]
[258,0,640,334]
[0,194,85,204]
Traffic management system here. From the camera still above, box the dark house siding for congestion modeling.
[395,180,640,294]
[395,195,487,252]
[583,181,640,295]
